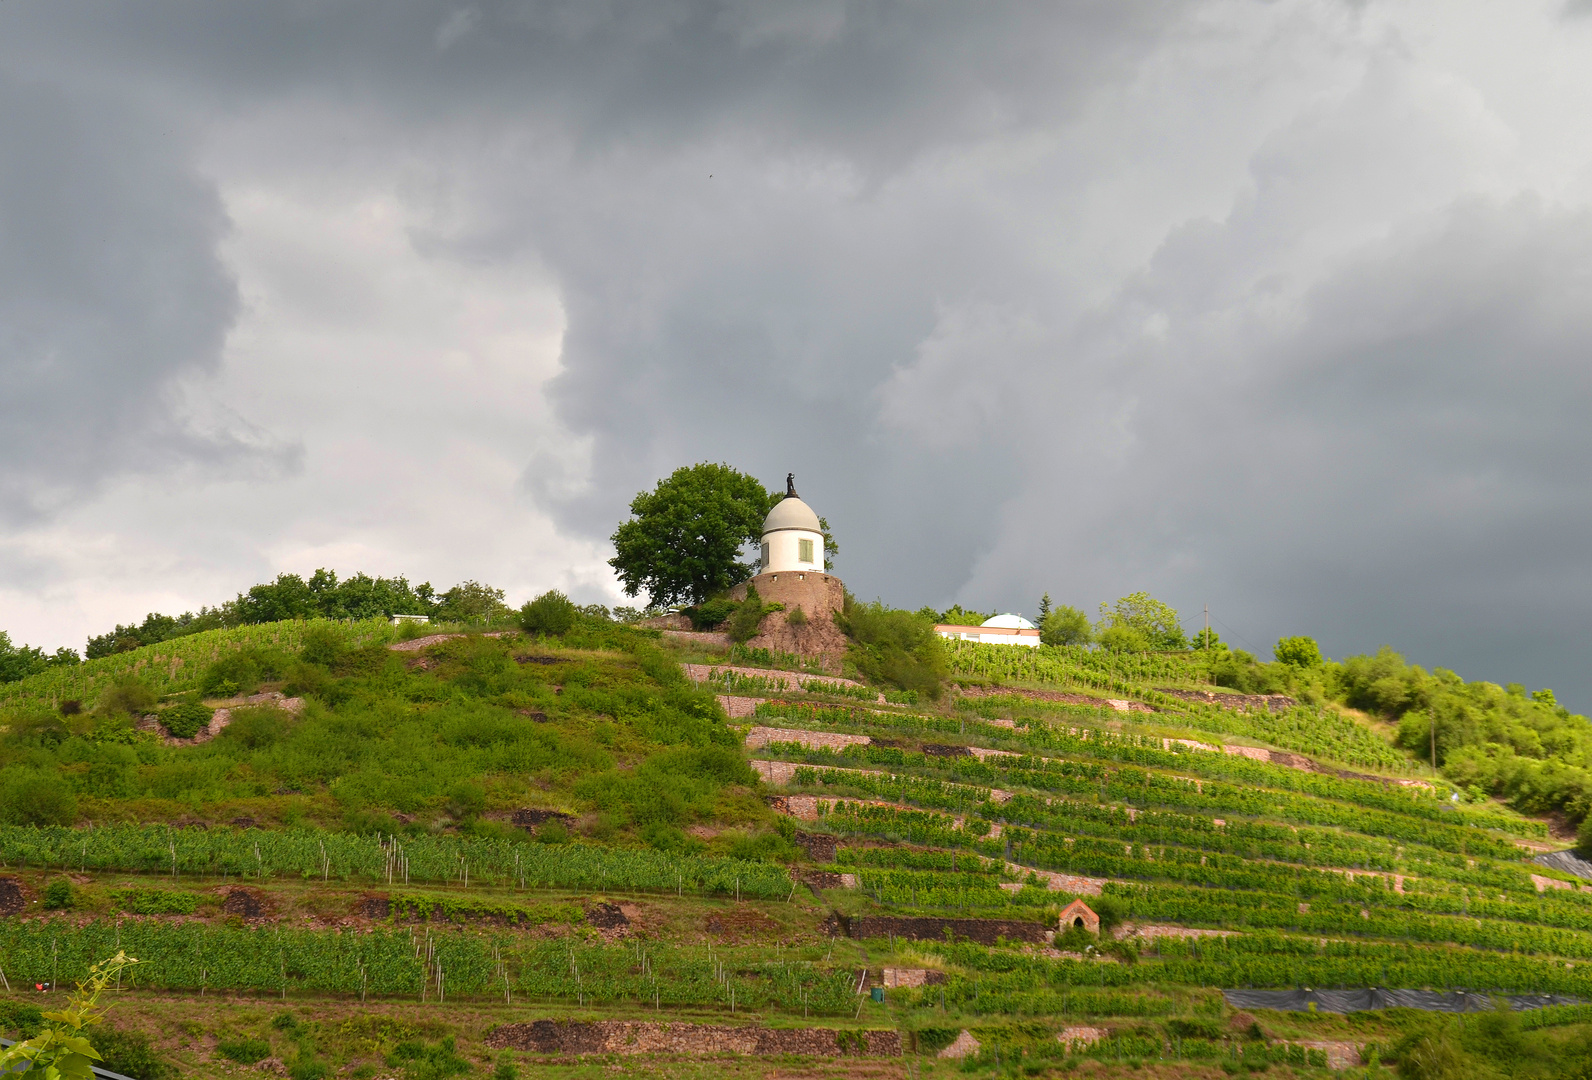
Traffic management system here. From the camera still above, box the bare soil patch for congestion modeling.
[585,902,629,930]
[220,888,268,919]
[0,877,26,916]
[704,907,784,941]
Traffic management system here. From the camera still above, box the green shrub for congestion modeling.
[42,879,73,910]
[445,781,487,821]
[217,1038,272,1064]
[94,1026,174,1080]
[842,601,946,698]
[200,650,265,697]
[912,1027,962,1053]
[158,701,213,739]
[395,618,432,642]
[494,1057,520,1080]
[689,598,738,630]
[219,706,286,750]
[1165,1017,1224,1041]
[110,888,201,915]
[0,772,77,826]
[387,1036,472,1080]
[786,605,808,628]
[726,586,773,644]
[1097,624,1151,653]
[520,590,577,636]
[282,660,330,697]
[0,1000,44,1038]
[1054,924,1096,952]
[97,678,157,717]
[1040,606,1091,647]
[272,1011,299,1031]
[1092,894,1126,932]
[298,624,347,667]
[288,1058,329,1080]
[1208,650,1287,694]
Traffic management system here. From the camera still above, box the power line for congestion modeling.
[1207,610,1262,655]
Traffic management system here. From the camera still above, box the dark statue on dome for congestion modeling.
[786,473,798,498]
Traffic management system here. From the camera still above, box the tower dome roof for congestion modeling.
[763,495,821,534]
[981,613,1036,630]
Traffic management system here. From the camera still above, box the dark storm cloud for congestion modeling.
[0,0,1192,532]
[1,1,1186,163]
[973,195,1592,700]
[0,73,295,521]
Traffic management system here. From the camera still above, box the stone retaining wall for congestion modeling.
[745,726,871,752]
[485,1020,899,1057]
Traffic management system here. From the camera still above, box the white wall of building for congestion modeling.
[762,528,825,573]
[934,625,1042,648]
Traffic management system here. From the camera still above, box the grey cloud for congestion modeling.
[7,0,1592,711]
[1,1,1192,169]
[0,75,294,521]
[972,196,1592,703]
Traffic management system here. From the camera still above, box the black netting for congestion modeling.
[1222,989,1582,1014]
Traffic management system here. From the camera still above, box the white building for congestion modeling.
[935,612,1042,647]
[760,474,826,574]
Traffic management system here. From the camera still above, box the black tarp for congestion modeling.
[1534,849,1592,881]
[1222,989,1582,1014]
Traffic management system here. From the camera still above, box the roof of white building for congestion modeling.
[981,613,1036,630]
[763,495,821,534]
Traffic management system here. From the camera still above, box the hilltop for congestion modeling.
[0,604,1589,1078]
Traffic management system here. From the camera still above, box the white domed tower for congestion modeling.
[760,473,825,574]
[728,473,844,619]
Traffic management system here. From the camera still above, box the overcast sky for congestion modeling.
[3,1,1592,704]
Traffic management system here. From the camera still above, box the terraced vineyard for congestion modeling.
[0,622,1588,1076]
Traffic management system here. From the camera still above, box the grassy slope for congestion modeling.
[0,624,1588,1078]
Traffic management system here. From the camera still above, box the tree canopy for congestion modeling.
[609,463,775,607]
[1274,635,1323,667]
[1096,591,1187,650]
[1041,605,1092,646]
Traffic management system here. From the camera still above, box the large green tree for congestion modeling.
[609,463,775,607]
[1096,591,1187,650]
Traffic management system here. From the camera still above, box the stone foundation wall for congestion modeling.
[486,1020,899,1057]
[728,572,844,618]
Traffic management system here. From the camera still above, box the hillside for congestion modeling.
[0,616,1590,1078]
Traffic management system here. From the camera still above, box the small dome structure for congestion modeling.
[981,613,1036,630]
[760,473,825,574]
[763,495,821,534]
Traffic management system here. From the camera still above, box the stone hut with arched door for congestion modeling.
[1058,899,1100,935]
